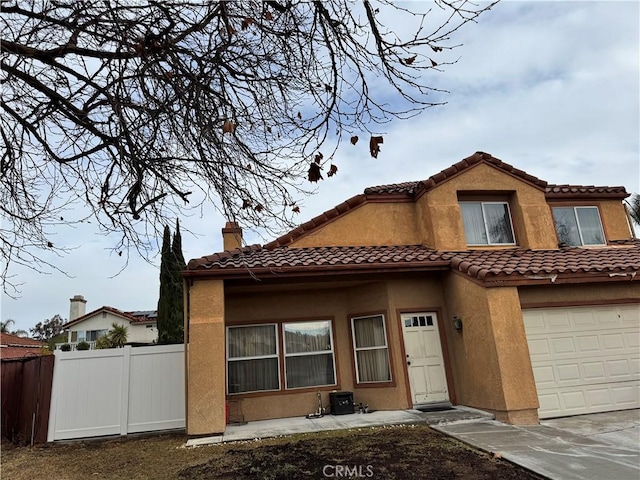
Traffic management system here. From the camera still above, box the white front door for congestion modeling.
[401,312,449,405]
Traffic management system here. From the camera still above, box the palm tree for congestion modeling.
[109,323,128,348]
[627,194,640,227]
[1,319,17,333]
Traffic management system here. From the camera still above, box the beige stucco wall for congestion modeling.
[222,276,456,422]
[599,201,635,240]
[443,272,539,424]
[187,279,226,436]
[291,203,421,248]
[519,282,640,306]
[417,163,558,250]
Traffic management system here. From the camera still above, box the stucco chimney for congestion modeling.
[69,295,87,321]
[222,222,243,251]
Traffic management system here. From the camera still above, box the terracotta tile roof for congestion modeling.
[365,151,548,196]
[63,306,157,329]
[0,333,44,347]
[451,244,640,283]
[1,333,47,360]
[546,184,628,198]
[187,245,455,273]
[187,242,640,286]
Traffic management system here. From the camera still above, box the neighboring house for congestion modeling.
[183,152,639,437]
[59,295,158,350]
[0,333,46,359]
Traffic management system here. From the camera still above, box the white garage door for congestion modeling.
[523,304,639,419]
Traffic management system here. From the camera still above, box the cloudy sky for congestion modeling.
[2,0,639,335]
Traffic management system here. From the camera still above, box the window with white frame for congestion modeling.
[351,315,391,383]
[460,201,516,245]
[283,321,336,389]
[227,324,279,394]
[552,206,605,246]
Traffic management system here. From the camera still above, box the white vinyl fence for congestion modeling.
[48,344,185,442]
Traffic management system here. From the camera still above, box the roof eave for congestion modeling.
[183,261,451,280]
[479,270,639,287]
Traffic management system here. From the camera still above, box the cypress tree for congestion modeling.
[157,225,172,344]
[157,220,186,344]
[170,219,185,343]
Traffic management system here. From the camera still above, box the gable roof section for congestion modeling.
[62,306,157,329]
[186,241,640,287]
[265,152,627,249]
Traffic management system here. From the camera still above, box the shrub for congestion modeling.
[95,335,113,349]
[60,343,71,352]
[76,341,90,350]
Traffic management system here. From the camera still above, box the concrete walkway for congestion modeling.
[186,407,640,480]
[186,406,493,446]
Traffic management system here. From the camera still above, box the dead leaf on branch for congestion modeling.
[350,135,359,145]
[241,17,254,30]
[431,45,443,52]
[292,206,300,213]
[264,11,273,21]
[430,58,438,67]
[314,152,323,164]
[370,136,384,158]
[242,199,252,209]
[327,164,338,177]
[254,203,264,213]
[308,163,323,183]
[403,55,416,65]
[223,119,235,133]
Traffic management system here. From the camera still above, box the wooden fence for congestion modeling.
[47,344,185,441]
[1,355,55,445]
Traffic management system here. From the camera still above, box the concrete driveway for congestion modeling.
[433,409,640,480]
[541,409,640,452]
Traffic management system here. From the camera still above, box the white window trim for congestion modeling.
[561,206,606,246]
[282,320,337,390]
[226,323,280,395]
[350,314,392,384]
[460,201,516,246]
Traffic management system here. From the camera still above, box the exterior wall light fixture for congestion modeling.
[452,315,463,331]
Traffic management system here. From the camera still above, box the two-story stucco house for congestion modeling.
[183,152,639,437]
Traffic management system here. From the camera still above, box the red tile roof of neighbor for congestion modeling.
[186,151,637,286]
[1,333,47,360]
[62,307,157,329]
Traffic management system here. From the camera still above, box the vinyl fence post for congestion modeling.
[120,346,132,436]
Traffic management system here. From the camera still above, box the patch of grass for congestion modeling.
[2,425,545,480]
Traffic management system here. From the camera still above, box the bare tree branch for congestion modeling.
[0,0,497,290]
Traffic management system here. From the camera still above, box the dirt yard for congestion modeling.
[2,424,545,479]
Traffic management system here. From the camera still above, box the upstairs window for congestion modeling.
[552,206,605,246]
[460,201,515,245]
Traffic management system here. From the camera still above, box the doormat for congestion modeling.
[415,405,454,413]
